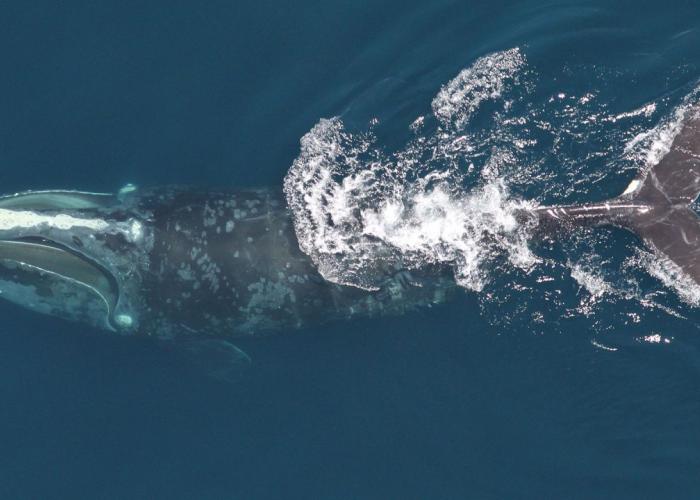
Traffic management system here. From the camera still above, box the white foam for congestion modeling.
[639,333,671,344]
[635,249,700,307]
[284,48,700,315]
[610,102,656,122]
[284,49,535,292]
[569,263,610,298]
[360,181,538,291]
[624,98,697,169]
[590,340,618,352]
[431,48,525,130]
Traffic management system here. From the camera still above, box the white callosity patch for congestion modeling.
[284,49,537,292]
[0,209,110,232]
[0,279,55,316]
[128,220,145,243]
[114,314,133,328]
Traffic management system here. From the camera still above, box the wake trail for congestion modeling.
[283,47,700,313]
[284,49,537,292]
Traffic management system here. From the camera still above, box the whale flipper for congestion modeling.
[174,339,252,383]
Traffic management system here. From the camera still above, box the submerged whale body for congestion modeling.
[0,105,698,376]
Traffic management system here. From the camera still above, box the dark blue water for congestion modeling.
[1,1,700,498]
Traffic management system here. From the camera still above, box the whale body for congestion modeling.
[0,105,698,375]
[0,184,458,374]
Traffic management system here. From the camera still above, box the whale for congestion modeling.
[0,184,459,375]
[0,105,698,377]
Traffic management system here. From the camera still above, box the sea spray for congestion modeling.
[284,49,537,292]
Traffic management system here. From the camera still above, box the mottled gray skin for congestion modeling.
[135,187,456,339]
[0,186,456,341]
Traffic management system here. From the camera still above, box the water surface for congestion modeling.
[1,1,700,498]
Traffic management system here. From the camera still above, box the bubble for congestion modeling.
[284,49,536,292]
[283,46,700,336]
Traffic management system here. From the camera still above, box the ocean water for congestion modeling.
[1,1,700,498]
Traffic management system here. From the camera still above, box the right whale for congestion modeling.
[0,104,696,378]
[530,104,700,284]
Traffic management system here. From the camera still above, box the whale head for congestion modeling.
[0,187,149,333]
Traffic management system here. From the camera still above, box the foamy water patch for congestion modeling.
[285,47,700,328]
[284,48,536,292]
[624,91,700,168]
[361,181,538,291]
[638,333,672,345]
[564,256,624,317]
[609,102,657,123]
[569,262,611,298]
[283,118,391,290]
[633,248,700,307]
[431,48,525,130]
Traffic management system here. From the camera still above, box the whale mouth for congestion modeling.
[0,237,120,329]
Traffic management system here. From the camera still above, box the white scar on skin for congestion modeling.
[0,209,110,231]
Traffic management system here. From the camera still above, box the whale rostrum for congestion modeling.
[0,105,698,377]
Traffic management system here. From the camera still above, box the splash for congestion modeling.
[284,46,700,331]
[633,249,700,307]
[569,262,611,298]
[284,49,537,292]
[624,102,688,168]
[431,48,525,130]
